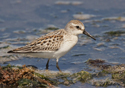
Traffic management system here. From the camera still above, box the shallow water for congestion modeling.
[0,0,125,87]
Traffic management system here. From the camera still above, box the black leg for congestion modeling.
[46,59,50,70]
[56,62,62,72]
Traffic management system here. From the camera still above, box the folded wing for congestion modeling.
[8,29,66,53]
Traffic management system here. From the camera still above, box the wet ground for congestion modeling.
[0,0,125,88]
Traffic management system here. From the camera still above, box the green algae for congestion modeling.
[0,65,52,87]
[112,71,125,80]
[105,31,125,36]
[87,59,125,87]
[101,69,110,74]
[18,79,38,87]
[2,63,125,87]
[103,17,125,21]
[92,64,125,87]
[0,45,9,49]
[34,72,47,79]
[34,70,92,86]
[0,65,92,87]
[91,78,117,87]
[45,27,59,30]
[72,70,92,83]
[1,64,22,70]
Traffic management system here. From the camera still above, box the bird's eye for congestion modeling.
[76,26,80,29]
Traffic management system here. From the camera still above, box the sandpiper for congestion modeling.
[8,20,96,71]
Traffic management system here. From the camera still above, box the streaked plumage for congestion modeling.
[8,20,96,71]
[11,29,66,52]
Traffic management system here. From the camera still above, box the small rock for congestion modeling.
[109,46,119,49]
[103,17,125,21]
[97,42,105,47]
[64,81,69,85]
[61,10,68,13]
[73,14,96,20]
[93,47,105,51]
[55,1,82,5]
[13,30,26,34]
[71,1,83,5]
[105,39,111,42]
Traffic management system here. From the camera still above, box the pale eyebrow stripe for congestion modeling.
[71,23,77,26]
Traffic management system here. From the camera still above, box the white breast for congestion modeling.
[53,35,78,59]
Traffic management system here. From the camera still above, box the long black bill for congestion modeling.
[83,30,96,40]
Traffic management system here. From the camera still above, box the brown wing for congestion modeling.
[8,29,66,53]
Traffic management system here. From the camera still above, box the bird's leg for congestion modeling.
[46,59,50,70]
[56,59,62,72]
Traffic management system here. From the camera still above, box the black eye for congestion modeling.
[76,26,80,29]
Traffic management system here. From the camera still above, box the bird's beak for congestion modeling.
[83,30,96,40]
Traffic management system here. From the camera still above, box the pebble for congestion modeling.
[73,14,95,20]
[55,1,82,5]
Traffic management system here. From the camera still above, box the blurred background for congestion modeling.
[0,0,125,87]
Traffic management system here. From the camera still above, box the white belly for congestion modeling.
[18,52,56,59]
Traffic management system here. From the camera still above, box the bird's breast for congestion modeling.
[53,35,78,58]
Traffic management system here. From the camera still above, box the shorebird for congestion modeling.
[8,20,96,71]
